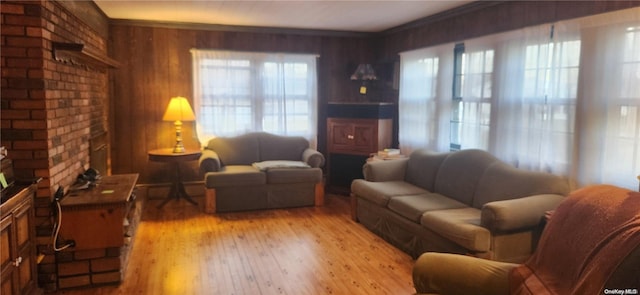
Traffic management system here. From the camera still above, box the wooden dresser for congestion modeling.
[1,182,39,295]
[326,103,394,191]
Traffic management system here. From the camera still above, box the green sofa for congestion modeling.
[350,149,570,262]
[199,132,325,213]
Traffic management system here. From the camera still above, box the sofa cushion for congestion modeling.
[434,149,499,206]
[206,134,260,165]
[421,207,491,252]
[352,179,427,207]
[405,150,448,191]
[253,160,310,171]
[473,162,569,209]
[258,133,309,161]
[267,167,322,184]
[205,165,266,188]
[387,193,467,222]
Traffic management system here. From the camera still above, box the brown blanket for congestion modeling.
[510,185,640,295]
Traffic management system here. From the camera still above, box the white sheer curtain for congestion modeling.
[398,43,453,154]
[191,50,318,148]
[453,39,495,151]
[493,22,581,176]
[574,8,640,189]
[398,7,640,190]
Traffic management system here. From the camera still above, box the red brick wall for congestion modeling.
[1,0,110,291]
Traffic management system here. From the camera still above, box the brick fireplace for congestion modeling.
[1,1,112,291]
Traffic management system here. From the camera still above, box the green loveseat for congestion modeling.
[199,132,325,213]
[351,149,570,262]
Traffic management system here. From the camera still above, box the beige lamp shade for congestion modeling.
[163,96,196,153]
[163,96,195,122]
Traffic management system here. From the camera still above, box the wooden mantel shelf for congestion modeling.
[52,42,120,68]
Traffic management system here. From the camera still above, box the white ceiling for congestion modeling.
[93,0,474,33]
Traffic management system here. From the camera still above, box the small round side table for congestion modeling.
[148,148,202,208]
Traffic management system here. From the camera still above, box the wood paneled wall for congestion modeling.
[108,24,375,183]
[378,1,640,68]
[108,1,640,184]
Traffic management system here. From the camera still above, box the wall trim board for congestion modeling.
[381,1,502,35]
[108,18,372,38]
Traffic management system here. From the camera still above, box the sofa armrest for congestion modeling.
[199,149,222,173]
[481,194,565,232]
[362,158,408,182]
[413,252,517,295]
[302,148,324,168]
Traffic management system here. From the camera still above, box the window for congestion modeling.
[515,39,580,172]
[398,44,453,153]
[197,58,253,136]
[192,50,318,147]
[601,26,640,188]
[398,7,640,189]
[400,57,439,149]
[451,44,494,151]
[262,62,312,134]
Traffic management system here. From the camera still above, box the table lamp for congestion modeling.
[162,96,196,153]
[350,63,377,96]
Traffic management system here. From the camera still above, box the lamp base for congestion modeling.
[172,144,185,153]
[172,120,185,153]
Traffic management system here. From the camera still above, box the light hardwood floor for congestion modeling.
[55,193,416,295]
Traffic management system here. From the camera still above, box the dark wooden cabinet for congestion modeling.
[328,118,391,155]
[1,184,38,295]
[326,103,394,191]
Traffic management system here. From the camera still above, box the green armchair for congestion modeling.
[413,184,640,295]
